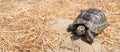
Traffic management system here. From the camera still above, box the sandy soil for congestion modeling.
[0,0,120,52]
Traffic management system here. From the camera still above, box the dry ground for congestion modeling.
[0,0,120,52]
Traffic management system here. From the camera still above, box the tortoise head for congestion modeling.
[76,25,86,35]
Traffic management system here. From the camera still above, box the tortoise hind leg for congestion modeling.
[86,30,95,44]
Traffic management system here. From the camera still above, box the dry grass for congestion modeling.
[0,0,120,52]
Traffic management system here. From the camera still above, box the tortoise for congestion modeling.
[67,8,108,43]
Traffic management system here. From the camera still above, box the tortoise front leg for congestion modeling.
[86,30,95,43]
[67,24,76,32]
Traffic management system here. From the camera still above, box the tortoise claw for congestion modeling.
[86,30,95,43]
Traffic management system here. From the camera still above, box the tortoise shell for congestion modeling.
[72,8,108,34]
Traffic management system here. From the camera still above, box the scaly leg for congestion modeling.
[86,30,95,43]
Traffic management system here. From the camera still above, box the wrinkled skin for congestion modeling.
[76,25,85,35]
